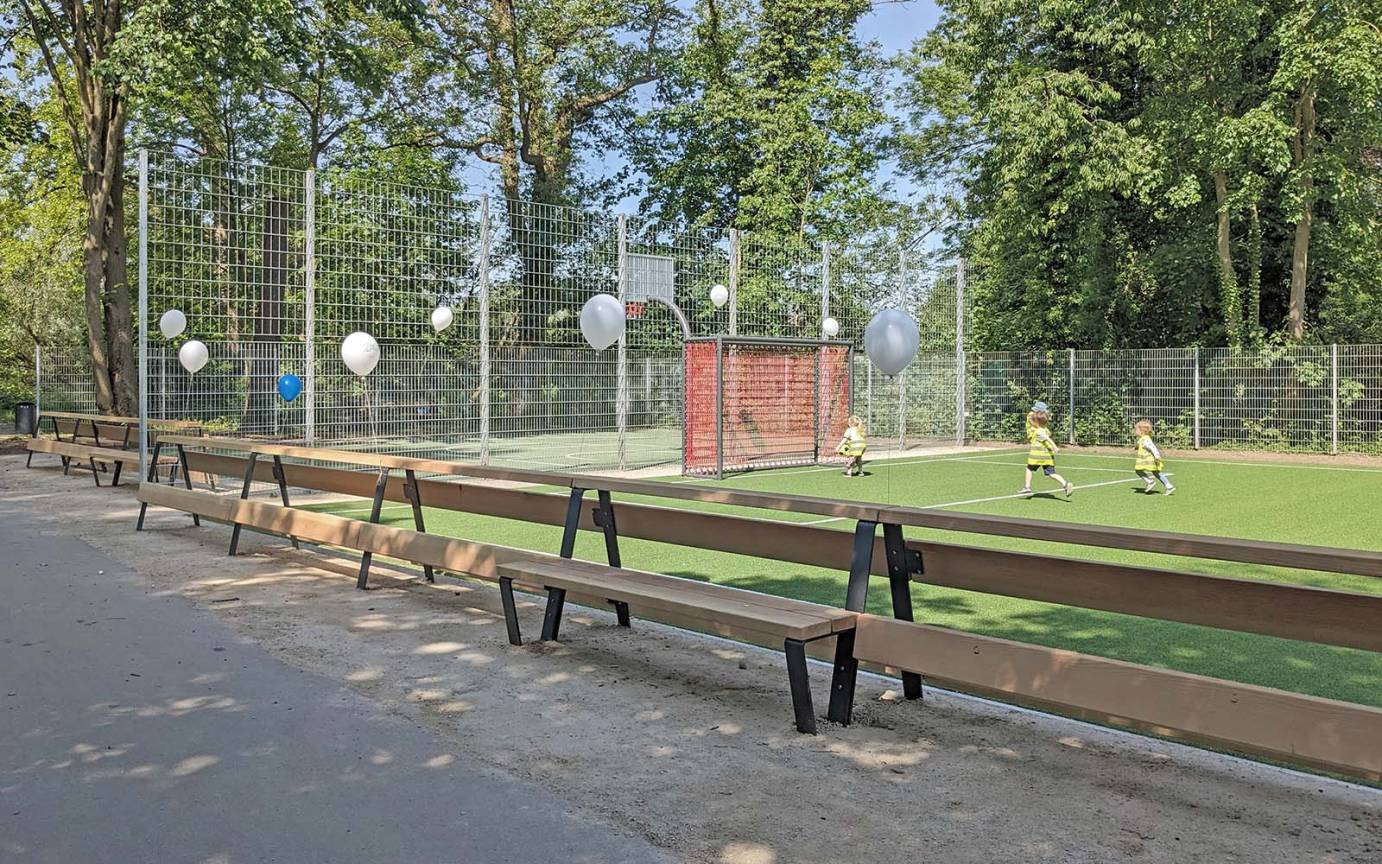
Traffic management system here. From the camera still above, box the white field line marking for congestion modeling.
[959,458,1149,474]
[924,477,1142,509]
[317,503,413,516]
[1046,451,1382,474]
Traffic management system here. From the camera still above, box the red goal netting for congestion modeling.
[684,338,852,476]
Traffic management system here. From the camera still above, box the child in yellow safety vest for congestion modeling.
[1020,401,1073,498]
[837,415,867,477]
[1134,419,1175,495]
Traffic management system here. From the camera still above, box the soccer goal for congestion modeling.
[683,337,853,477]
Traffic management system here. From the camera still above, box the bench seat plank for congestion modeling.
[497,559,850,641]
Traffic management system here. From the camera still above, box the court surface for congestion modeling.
[308,447,1382,708]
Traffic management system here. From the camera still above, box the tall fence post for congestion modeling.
[896,248,907,450]
[1193,346,1202,449]
[137,149,149,481]
[820,241,831,335]
[303,168,317,445]
[955,259,966,446]
[727,229,740,336]
[477,195,492,464]
[33,344,41,423]
[1331,343,1339,455]
[1068,348,1076,445]
[616,214,629,470]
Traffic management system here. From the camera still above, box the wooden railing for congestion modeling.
[147,435,1382,780]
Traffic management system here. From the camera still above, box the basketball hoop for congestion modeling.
[625,301,645,319]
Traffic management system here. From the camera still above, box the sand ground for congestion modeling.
[2,452,1378,863]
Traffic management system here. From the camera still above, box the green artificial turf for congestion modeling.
[308,447,1382,707]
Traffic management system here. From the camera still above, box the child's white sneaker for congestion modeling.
[1164,485,1175,496]
[1018,487,1032,496]
[1144,480,1156,493]
[1064,481,1074,498]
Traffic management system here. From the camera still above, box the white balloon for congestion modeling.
[341,331,381,377]
[709,284,729,308]
[822,317,841,338]
[430,305,454,332]
[863,308,920,376]
[159,309,187,340]
[178,339,209,375]
[579,294,625,351]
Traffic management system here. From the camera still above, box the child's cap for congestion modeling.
[1031,401,1050,413]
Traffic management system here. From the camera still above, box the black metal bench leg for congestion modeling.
[785,638,817,734]
[176,444,200,526]
[227,452,259,556]
[89,457,102,487]
[883,523,923,701]
[271,456,300,550]
[111,460,122,487]
[356,466,390,590]
[845,520,877,612]
[137,441,164,531]
[827,629,859,725]
[499,577,522,645]
[559,487,584,559]
[403,469,433,582]
[61,455,71,476]
[540,587,567,641]
[25,450,32,468]
[611,600,631,627]
[594,489,621,568]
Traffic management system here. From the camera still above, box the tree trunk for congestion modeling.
[1245,200,1262,341]
[1212,170,1240,347]
[82,180,116,412]
[1287,80,1317,341]
[106,149,137,415]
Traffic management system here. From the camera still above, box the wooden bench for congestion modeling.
[24,438,139,487]
[143,436,1382,779]
[495,558,857,733]
[137,482,856,733]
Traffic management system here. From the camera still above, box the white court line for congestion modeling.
[317,503,413,516]
[959,458,1148,474]
[929,477,1144,509]
[789,476,1144,527]
[1051,451,1382,474]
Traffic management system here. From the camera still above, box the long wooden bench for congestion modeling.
[142,436,1382,780]
[137,483,856,733]
[25,438,139,487]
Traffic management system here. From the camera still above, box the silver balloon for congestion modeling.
[341,331,381,377]
[863,308,919,376]
[579,294,625,351]
[178,339,209,375]
[822,316,840,338]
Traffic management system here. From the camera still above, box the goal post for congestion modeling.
[683,336,853,477]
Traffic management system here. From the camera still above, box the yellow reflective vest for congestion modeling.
[837,427,867,457]
[1135,435,1163,471]
[1026,423,1055,466]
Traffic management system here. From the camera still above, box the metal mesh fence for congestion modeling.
[32,151,1382,472]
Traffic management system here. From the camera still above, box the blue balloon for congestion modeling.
[277,373,303,402]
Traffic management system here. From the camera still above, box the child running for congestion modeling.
[1134,419,1175,495]
[1020,401,1073,498]
[837,415,867,477]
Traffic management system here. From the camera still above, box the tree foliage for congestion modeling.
[901,0,1381,349]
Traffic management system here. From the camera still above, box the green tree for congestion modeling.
[636,0,888,238]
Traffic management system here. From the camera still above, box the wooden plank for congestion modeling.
[852,614,1382,782]
[40,411,200,429]
[498,560,846,640]
[27,438,139,465]
[172,436,1382,577]
[878,506,1382,579]
[136,483,833,648]
[183,451,1382,651]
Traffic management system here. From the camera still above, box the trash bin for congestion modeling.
[14,401,35,435]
